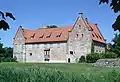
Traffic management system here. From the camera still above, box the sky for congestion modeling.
[0,0,118,47]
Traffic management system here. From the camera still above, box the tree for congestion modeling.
[99,0,120,31]
[47,25,58,28]
[0,11,15,31]
[112,33,120,57]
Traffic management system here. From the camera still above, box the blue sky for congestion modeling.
[0,0,118,47]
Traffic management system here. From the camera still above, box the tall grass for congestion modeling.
[0,66,120,82]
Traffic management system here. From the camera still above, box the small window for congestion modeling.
[82,34,83,37]
[92,34,95,37]
[46,32,52,38]
[39,34,44,38]
[76,34,79,37]
[56,32,62,37]
[30,33,35,39]
[70,51,73,55]
[29,53,32,56]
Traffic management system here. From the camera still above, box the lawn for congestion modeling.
[0,62,120,82]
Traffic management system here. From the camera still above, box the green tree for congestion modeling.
[0,11,15,31]
[112,33,120,57]
[99,0,120,31]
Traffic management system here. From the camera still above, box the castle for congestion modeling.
[13,14,106,63]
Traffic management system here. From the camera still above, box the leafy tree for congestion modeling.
[112,33,120,57]
[47,25,58,28]
[0,11,15,31]
[99,0,120,31]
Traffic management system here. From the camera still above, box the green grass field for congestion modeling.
[0,62,120,82]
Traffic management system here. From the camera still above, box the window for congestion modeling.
[56,32,62,37]
[44,49,50,61]
[70,51,73,55]
[46,32,52,38]
[82,34,83,37]
[76,34,79,37]
[39,33,44,38]
[29,53,32,56]
[30,33,35,39]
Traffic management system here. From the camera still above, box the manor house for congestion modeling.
[13,14,106,63]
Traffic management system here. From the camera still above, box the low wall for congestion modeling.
[93,59,120,67]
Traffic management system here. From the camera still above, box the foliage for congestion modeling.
[86,53,100,63]
[0,63,120,82]
[86,52,118,63]
[99,0,120,31]
[78,56,86,63]
[0,11,15,31]
[0,41,16,62]
[100,52,118,58]
[47,25,58,28]
[112,33,120,57]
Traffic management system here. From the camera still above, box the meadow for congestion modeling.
[0,62,120,82]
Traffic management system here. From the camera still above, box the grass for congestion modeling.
[0,62,120,82]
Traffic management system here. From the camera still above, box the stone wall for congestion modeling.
[25,42,67,63]
[94,59,120,67]
[94,42,106,53]
[67,16,92,62]
[13,27,25,62]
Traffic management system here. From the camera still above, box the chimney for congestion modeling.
[78,13,83,17]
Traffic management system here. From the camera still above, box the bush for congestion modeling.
[78,56,86,63]
[0,57,17,62]
[100,52,118,59]
[86,53,100,63]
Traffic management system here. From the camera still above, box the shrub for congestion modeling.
[86,53,100,63]
[0,57,17,62]
[78,56,86,63]
[100,52,118,59]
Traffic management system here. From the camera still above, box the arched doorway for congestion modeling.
[68,58,70,63]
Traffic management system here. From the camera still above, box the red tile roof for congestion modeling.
[22,23,106,44]
[23,26,73,43]
[89,23,106,43]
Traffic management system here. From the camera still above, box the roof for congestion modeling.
[23,26,73,43]
[22,23,106,44]
[89,23,106,43]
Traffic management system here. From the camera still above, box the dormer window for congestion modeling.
[56,32,62,37]
[46,32,52,38]
[39,33,44,38]
[30,33,35,39]
[95,33,98,38]
[98,35,102,39]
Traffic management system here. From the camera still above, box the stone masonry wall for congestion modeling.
[25,42,67,63]
[67,16,92,62]
[13,27,25,62]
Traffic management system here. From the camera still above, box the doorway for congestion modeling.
[68,58,70,63]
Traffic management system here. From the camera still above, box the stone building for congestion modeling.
[13,14,106,63]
